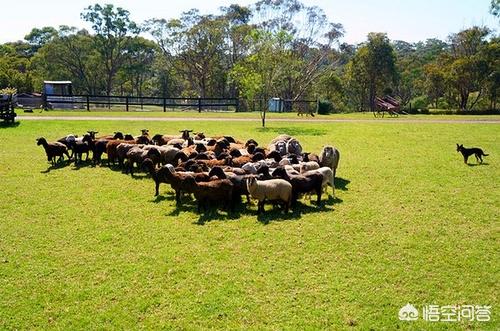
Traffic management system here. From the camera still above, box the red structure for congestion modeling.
[374,95,401,117]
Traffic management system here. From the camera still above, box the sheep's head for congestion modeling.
[195,143,207,153]
[287,139,302,155]
[141,129,149,135]
[247,144,256,154]
[174,151,189,165]
[322,146,334,159]
[229,148,242,158]
[208,166,226,179]
[267,150,282,162]
[245,139,258,147]
[113,132,124,140]
[82,134,93,144]
[151,134,163,144]
[87,131,98,139]
[275,141,287,156]
[124,134,134,140]
[194,132,205,140]
[179,129,193,140]
[246,176,257,190]
[36,137,46,146]
[136,135,151,145]
[216,152,229,160]
[206,139,217,146]
[271,166,289,179]
[252,152,265,162]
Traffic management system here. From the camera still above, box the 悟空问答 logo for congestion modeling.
[399,303,419,321]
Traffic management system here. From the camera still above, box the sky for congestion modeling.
[0,0,497,44]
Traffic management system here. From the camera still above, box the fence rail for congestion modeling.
[44,94,239,112]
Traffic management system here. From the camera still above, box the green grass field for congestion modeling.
[0,118,498,330]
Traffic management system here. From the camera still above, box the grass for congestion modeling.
[0,119,498,330]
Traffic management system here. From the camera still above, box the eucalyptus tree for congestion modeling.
[81,4,140,95]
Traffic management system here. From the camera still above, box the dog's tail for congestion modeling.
[483,153,489,157]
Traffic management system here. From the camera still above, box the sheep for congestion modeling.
[106,140,137,166]
[72,134,93,164]
[272,166,323,205]
[302,167,335,197]
[269,140,287,156]
[270,134,292,145]
[319,146,340,179]
[117,143,142,166]
[36,137,71,165]
[92,139,109,165]
[303,152,320,163]
[143,159,177,196]
[286,138,303,155]
[143,145,188,166]
[209,166,252,203]
[124,147,161,175]
[299,161,320,173]
[181,176,234,212]
[246,177,292,214]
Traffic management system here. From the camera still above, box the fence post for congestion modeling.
[125,96,129,112]
[86,95,90,111]
[163,97,166,112]
[316,99,319,114]
[198,98,202,113]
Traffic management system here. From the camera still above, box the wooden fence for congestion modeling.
[44,94,239,112]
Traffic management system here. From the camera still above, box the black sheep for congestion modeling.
[36,137,70,165]
[272,166,323,205]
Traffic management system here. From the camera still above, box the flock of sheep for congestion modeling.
[36,129,340,214]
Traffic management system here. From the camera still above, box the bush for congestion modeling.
[410,95,429,110]
[318,100,334,115]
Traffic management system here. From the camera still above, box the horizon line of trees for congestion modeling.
[0,0,498,112]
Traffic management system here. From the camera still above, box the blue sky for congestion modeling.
[1,0,497,44]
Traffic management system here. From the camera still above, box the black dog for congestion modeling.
[456,144,489,164]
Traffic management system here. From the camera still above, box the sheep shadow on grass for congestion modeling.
[257,200,335,224]
[467,162,489,167]
[40,160,72,173]
[335,177,350,191]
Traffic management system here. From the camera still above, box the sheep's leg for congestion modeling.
[175,190,181,204]
[155,181,160,196]
[316,188,322,205]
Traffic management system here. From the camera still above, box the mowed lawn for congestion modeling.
[0,119,498,330]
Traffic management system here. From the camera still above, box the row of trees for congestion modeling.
[0,0,498,111]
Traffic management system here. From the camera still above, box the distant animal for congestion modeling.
[456,144,489,164]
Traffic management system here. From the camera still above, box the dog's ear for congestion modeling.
[456,143,459,147]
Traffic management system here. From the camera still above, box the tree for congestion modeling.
[346,33,397,111]
[33,26,104,94]
[24,27,58,55]
[447,27,491,110]
[81,4,140,95]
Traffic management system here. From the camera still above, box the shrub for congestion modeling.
[318,100,334,115]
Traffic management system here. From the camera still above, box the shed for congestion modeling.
[43,81,72,96]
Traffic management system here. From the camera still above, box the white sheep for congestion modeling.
[319,146,340,179]
[303,167,335,197]
[143,145,182,165]
[246,177,292,214]
[299,161,320,173]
